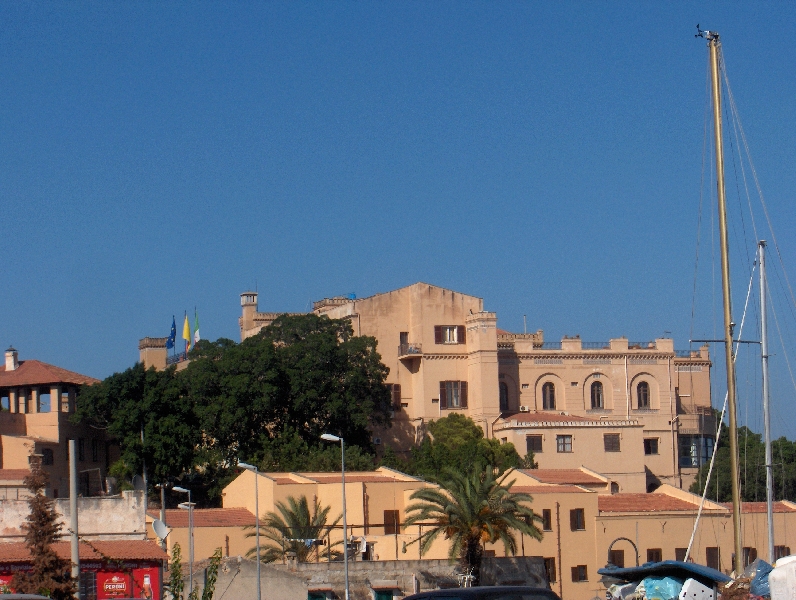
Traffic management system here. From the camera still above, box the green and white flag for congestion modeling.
[194,309,200,344]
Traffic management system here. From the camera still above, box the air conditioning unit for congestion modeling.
[519,406,531,412]
[373,437,382,445]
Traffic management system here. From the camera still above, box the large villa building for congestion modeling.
[234,282,715,493]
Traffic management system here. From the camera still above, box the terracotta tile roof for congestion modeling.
[147,508,257,528]
[519,469,605,485]
[0,540,167,563]
[303,475,400,484]
[0,469,30,481]
[0,360,99,387]
[599,493,700,513]
[270,477,301,485]
[513,485,590,494]
[721,502,796,514]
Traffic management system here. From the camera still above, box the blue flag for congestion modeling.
[166,316,176,349]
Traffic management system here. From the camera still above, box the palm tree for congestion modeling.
[246,495,342,563]
[404,467,542,585]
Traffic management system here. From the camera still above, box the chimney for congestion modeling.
[5,347,18,371]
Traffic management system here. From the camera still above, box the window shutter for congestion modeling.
[392,384,401,406]
[439,382,447,409]
[458,325,466,344]
[571,567,578,582]
[434,326,443,344]
[570,509,577,531]
[460,381,468,408]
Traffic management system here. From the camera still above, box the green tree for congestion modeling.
[186,314,392,464]
[165,543,184,599]
[690,423,796,502]
[74,363,200,485]
[247,495,342,563]
[11,459,76,599]
[389,414,526,478]
[404,467,542,586]
[257,427,376,472]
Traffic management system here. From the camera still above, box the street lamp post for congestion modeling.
[238,462,261,600]
[173,487,194,597]
[321,433,349,600]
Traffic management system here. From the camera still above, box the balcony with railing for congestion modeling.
[678,407,717,436]
[398,343,422,359]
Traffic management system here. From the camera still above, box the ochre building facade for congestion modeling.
[238,282,715,494]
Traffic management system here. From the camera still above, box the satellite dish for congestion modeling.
[152,519,171,540]
[132,475,146,492]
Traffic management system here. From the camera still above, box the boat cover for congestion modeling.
[597,561,731,586]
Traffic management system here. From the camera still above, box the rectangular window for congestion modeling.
[389,384,402,408]
[644,438,659,455]
[679,435,715,467]
[434,325,466,345]
[544,558,557,584]
[383,510,399,535]
[675,548,688,562]
[556,435,572,453]
[1,394,9,410]
[706,547,720,571]
[569,508,585,531]
[42,449,54,466]
[743,547,758,567]
[604,434,621,452]
[439,381,468,409]
[775,546,792,560]
[571,565,588,582]
[78,438,85,462]
[608,549,625,568]
[647,548,663,563]
[527,435,543,454]
[91,439,99,463]
[542,509,552,531]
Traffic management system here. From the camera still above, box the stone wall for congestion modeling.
[0,490,145,540]
[195,556,547,600]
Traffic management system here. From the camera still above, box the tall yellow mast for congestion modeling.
[700,26,743,574]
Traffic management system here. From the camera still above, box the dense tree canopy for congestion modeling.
[75,362,199,483]
[75,314,393,504]
[380,413,533,478]
[690,423,796,502]
[185,314,392,465]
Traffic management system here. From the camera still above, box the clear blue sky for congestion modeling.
[2,3,795,436]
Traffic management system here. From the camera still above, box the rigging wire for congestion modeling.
[722,61,796,314]
[685,261,758,562]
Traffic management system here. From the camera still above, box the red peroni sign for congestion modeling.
[103,575,128,594]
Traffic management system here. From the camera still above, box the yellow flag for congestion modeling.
[183,314,191,351]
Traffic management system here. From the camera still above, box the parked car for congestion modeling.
[404,585,561,600]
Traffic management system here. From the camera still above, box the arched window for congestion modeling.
[591,381,604,409]
[637,381,650,409]
[542,382,555,410]
[499,382,509,411]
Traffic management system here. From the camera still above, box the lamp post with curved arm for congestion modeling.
[321,433,349,600]
[173,487,194,596]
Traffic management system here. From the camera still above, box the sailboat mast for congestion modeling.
[759,240,775,562]
[706,29,743,574]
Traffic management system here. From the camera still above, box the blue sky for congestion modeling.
[2,3,795,436]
